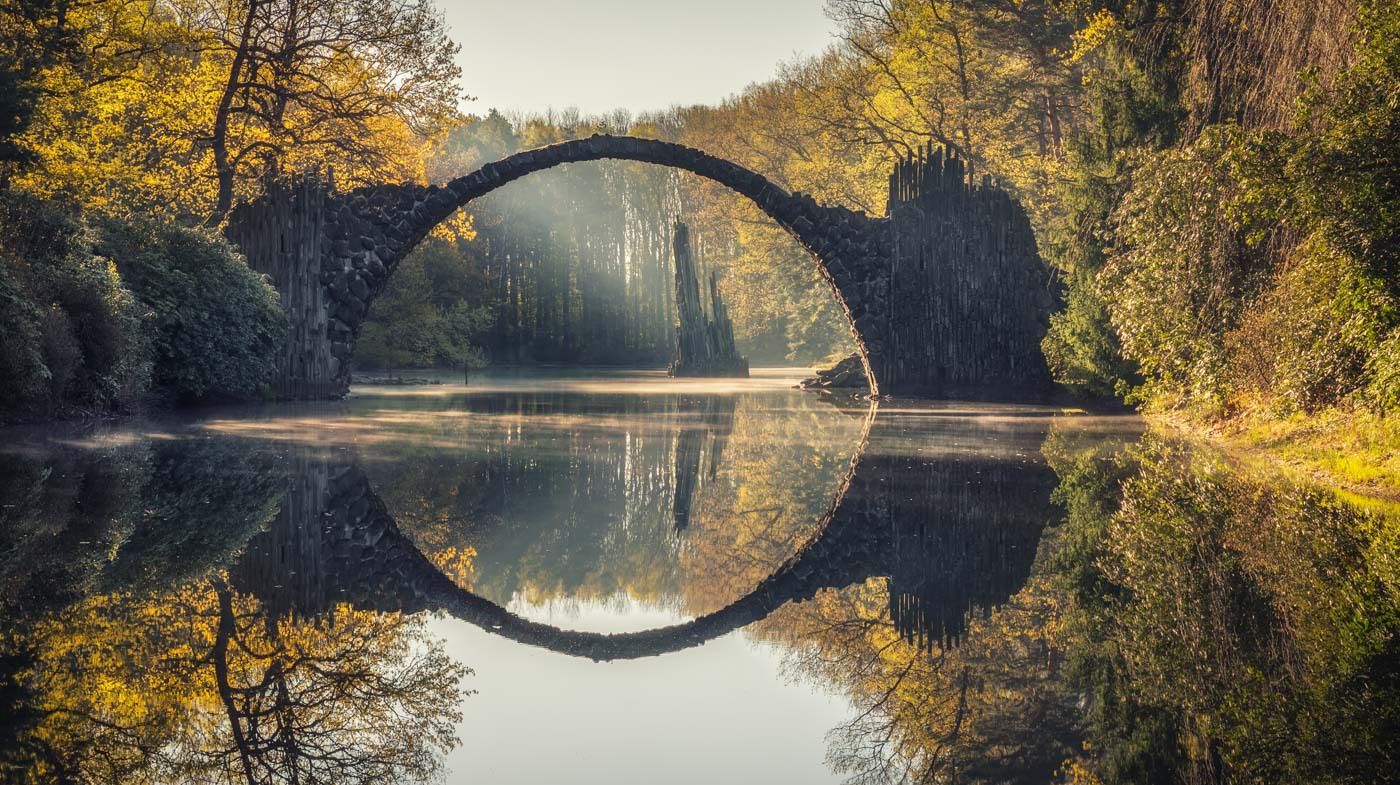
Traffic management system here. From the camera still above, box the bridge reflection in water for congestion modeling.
[229,402,1059,660]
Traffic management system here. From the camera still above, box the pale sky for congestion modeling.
[439,0,838,117]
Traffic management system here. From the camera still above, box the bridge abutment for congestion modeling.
[225,175,346,398]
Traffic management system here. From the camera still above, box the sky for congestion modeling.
[439,0,838,118]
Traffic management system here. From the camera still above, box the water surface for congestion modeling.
[1,369,1395,784]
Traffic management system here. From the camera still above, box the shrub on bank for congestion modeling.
[95,217,285,402]
[0,192,150,419]
[1,192,287,419]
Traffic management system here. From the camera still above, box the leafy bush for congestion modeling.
[0,191,150,419]
[1364,330,1400,412]
[1098,129,1270,410]
[355,236,492,373]
[96,217,285,402]
[1227,238,1392,414]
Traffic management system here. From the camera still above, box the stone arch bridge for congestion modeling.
[227,135,1056,398]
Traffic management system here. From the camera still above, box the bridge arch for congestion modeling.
[314,135,888,393]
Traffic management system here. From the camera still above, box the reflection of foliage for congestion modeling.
[102,439,284,592]
[742,413,1399,785]
[2,578,467,784]
[679,400,864,613]
[0,436,285,616]
[1053,433,1400,784]
[0,444,151,617]
[720,412,1075,785]
[761,569,1076,785]
[208,582,466,785]
[428,545,477,589]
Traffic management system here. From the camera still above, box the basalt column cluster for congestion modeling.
[881,144,1058,397]
[668,220,748,378]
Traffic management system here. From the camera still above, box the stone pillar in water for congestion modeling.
[668,220,748,378]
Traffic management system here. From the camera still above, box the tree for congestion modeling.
[193,0,464,220]
[0,0,79,178]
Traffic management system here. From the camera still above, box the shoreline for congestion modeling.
[1153,409,1400,504]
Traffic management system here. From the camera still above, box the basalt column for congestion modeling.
[881,144,1058,397]
[668,220,748,378]
[225,175,344,399]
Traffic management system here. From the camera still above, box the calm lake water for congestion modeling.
[1,368,1396,784]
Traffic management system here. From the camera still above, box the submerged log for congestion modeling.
[668,220,748,378]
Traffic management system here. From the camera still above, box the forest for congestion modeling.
[1,0,1397,478]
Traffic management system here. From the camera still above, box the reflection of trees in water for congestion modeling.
[219,400,1063,665]
[672,396,735,532]
[782,417,1396,785]
[746,409,1072,785]
[367,392,721,605]
[1,582,470,778]
[0,579,466,785]
[676,398,869,614]
[362,390,865,612]
[207,580,464,785]
[767,574,1075,785]
[1052,433,1400,785]
[0,438,468,785]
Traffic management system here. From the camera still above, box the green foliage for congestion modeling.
[356,236,492,373]
[95,216,284,402]
[1043,269,1136,397]
[1100,128,1269,409]
[101,439,285,592]
[0,191,151,419]
[1087,82,1399,417]
[1365,330,1400,412]
[1291,0,1400,292]
[1036,38,1181,396]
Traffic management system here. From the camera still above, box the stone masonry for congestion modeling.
[227,134,1054,399]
